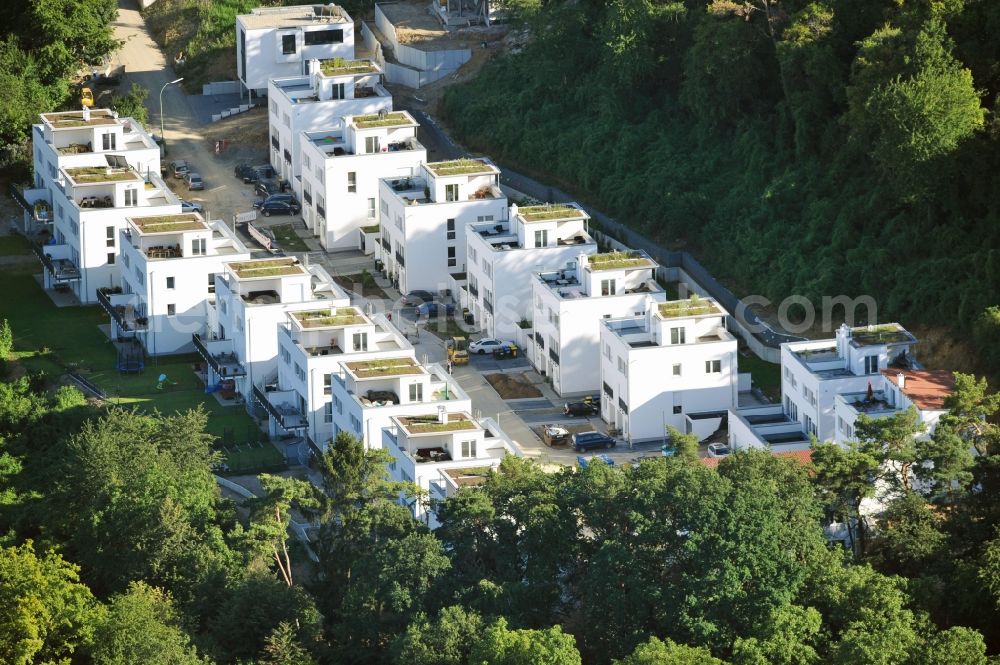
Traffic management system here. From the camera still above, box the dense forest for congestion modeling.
[2,310,1000,663]
[444,0,1000,360]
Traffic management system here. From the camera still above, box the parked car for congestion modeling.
[256,200,300,217]
[184,172,204,190]
[542,425,570,447]
[578,454,615,469]
[254,164,277,180]
[401,290,435,307]
[253,193,297,208]
[234,163,260,183]
[255,178,288,197]
[170,160,189,179]
[573,431,616,452]
[180,199,203,213]
[707,443,731,458]
[468,337,504,355]
[564,401,599,417]
[416,302,455,318]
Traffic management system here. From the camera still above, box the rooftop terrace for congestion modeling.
[229,258,305,279]
[345,357,423,379]
[427,158,496,177]
[291,307,367,328]
[239,4,350,28]
[130,214,206,234]
[657,296,721,319]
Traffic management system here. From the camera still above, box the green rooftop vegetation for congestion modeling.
[519,204,583,222]
[229,258,303,278]
[293,307,366,328]
[320,58,377,76]
[851,323,913,346]
[44,111,117,128]
[360,223,381,234]
[353,112,411,128]
[131,214,204,233]
[400,414,477,433]
[346,357,423,378]
[65,166,139,183]
[658,295,719,319]
[428,159,494,177]
[57,143,92,155]
[587,251,653,271]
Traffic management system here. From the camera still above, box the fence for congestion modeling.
[202,80,242,96]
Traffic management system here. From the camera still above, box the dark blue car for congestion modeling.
[572,431,616,452]
[416,302,456,318]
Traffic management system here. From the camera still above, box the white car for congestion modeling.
[707,443,731,458]
[468,338,503,355]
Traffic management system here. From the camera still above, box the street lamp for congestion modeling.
[158,77,184,147]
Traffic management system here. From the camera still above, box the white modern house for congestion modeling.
[728,323,921,451]
[384,413,518,528]
[599,296,739,443]
[26,110,171,304]
[326,355,471,452]
[195,257,351,408]
[268,58,391,191]
[466,202,596,339]
[106,213,250,356]
[530,250,665,396]
[377,158,506,294]
[299,111,426,251]
[237,4,354,96]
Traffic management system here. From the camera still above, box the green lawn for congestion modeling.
[0,234,31,256]
[0,264,278,470]
[271,224,310,252]
[739,352,781,401]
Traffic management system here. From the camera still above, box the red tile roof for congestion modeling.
[881,368,954,411]
[700,449,812,469]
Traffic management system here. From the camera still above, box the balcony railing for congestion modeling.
[31,243,81,282]
[618,397,629,414]
[317,204,326,219]
[395,251,405,268]
[483,299,493,315]
[97,288,147,334]
[252,384,308,430]
[192,333,247,377]
[469,283,478,297]
[271,136,279,150]
[534,331,544,348]
[549,347,559,364]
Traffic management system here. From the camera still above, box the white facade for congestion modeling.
[466,203,596,339]
[237,4,354,94]
[531,250,666,396]
[268,59,391,189]
[299,111,426,251]
[112,214,250,356]
[325,355,471,452]
[384,414,518,528]
[599,297,738,443]
[29,110,169,303]
[378,158,506,294]
[201,257,351,409]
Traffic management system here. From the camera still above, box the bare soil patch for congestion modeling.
[485,372,542,399]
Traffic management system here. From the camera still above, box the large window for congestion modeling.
[409,383,423,402]
[102,133,116,150]
[670,327,686,345]
[124,189,137,207]
[106,226,115,247]
[446,218,455,240]
[534,229,548,247]
[281,34,296,55]
[347,172,356,193]
[864,354,879,374]
[304,28,344,45]
[601,279,616,296]
[445,184,458,202]
[365,136,380,154]
[461,440,477,458]
[705,360,721,373]
[447,246,456,267]
[352,331,368,351]
[330,83,345,100]
[367,198,376,219]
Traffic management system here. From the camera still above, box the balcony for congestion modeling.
[252,384,308,431]
[838,390,897,416]
[97,288,147,333]
[32,242,81,282]
[395,251,405,268]
[271,136,279,150]
[469,283,478,297]
[483,299,493,315]
[192,334,247,377]
[549,347,559,364]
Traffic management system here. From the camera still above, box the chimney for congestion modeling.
[897,372,905,390]
[836,322,851,358]
[82,106,91,121]
[510,203,518,219]
[437,405,447,424]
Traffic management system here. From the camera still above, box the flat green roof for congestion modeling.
[427,159,495,177]
[229,258,304,278]
[657,297,720,319]
[399,413,477,434]
[65,166,141,184]
[518,204,584,222]
[587,251,653,271]
[292,307,367,328]
[352,112,413,129]
[851,324,914,346]
[130,214,206,234]
[320,58,378,76]
[345,357,423,378]
[43,110,118,129]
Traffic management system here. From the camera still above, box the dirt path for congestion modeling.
[112,0,259,222]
